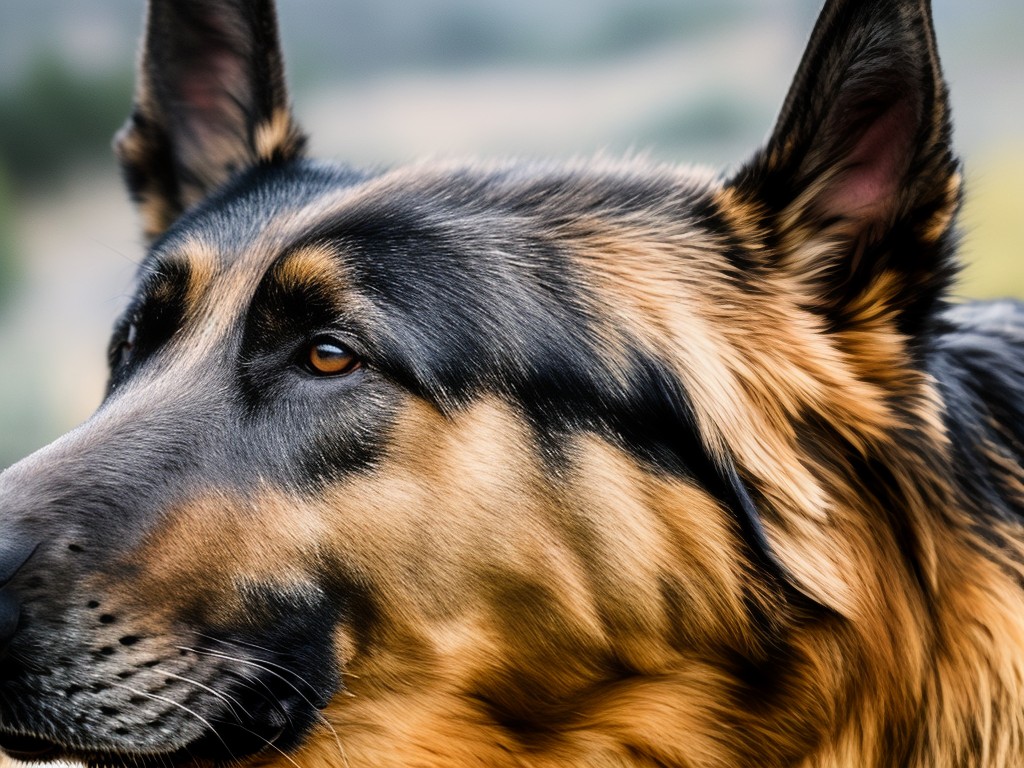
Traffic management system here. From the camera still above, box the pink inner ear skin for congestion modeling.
[821,98,919,229]
[179,49,247,118]
[174,48,252,174]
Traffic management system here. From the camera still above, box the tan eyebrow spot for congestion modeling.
[271,244,347,296]
[181,240,221,320]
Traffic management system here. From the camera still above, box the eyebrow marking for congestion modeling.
[140,239,254,368]
[270,245,347,298]
[180,240,221,321]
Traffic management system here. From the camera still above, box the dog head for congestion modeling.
[0,0,962,765]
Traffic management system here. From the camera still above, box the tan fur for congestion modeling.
[97,236,1021,766]
[85,162,1023,766]
[6,2,1022,765]
[255,109,307,165]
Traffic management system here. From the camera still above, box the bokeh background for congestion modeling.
[0,0,1022,469]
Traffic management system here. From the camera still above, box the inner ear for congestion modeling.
[816,95,920,234]
[161,18,260,172]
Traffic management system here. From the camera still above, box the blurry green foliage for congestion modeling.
[629,89,762,164]
[0,164,15,310]
[0,55,132,188]
[589,4,741,57]
[959,150,1024,300]
[0,365,55,469]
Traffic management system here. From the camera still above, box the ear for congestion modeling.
[115,0,306,242]
[727,0,961,335]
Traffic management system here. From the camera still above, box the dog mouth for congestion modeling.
[0,731,63,761]
[0,722,288,767]
[0,633,335,768]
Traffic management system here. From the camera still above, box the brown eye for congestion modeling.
[305,338,361,377]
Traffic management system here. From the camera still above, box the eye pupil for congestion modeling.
[307,339,359,376]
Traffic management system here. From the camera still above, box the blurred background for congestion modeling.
[0,0,1022,468]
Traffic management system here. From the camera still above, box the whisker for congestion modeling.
[112,679,305,768]
[214,662,296,727]
[108,681,233,758]
[158,669,249,722]
[196,635,325,695]
[198,633,278,656]
[317,710,352,768]
[181,646,320,707]
[182,643,350,767]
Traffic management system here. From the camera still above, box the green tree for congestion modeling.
[0,55,132,187]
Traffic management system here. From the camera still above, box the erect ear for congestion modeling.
[115,0,306,242]
[727,0,960,335]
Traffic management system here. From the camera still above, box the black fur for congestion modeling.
[0,0,1021,765]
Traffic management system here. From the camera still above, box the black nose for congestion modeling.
[0,540,37,653]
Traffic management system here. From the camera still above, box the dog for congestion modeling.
[1,0,1023,765]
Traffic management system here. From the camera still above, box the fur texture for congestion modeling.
[1,1,1023,766]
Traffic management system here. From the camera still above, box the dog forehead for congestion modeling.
[151,156,722,268]
[135,156,728,352]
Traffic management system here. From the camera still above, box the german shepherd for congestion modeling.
[1,0,1023,765]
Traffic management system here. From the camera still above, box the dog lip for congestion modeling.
[0,731,63,760]
[0,689,299,766]
[0,728,267,768]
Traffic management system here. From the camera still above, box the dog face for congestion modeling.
[0,0,966,766]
